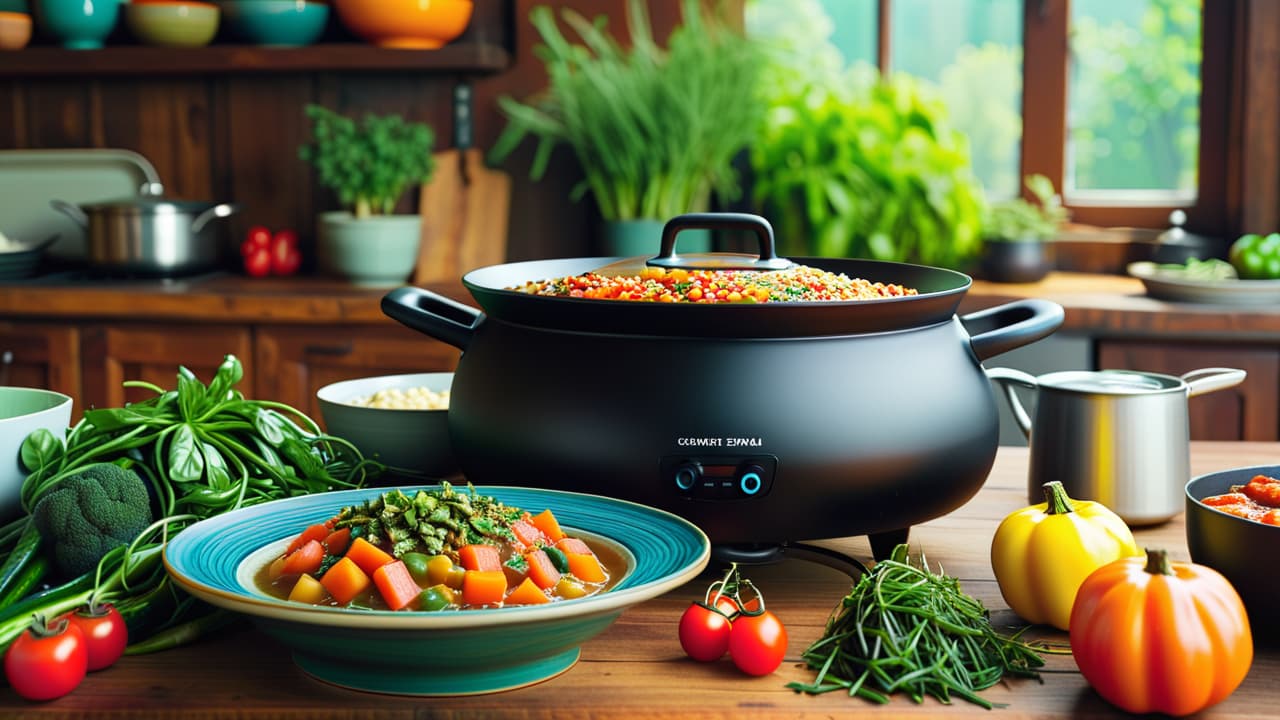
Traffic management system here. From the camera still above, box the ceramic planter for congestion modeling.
[317,211,421,287]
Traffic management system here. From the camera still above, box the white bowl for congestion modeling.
[316,372,456,479]
[0,386,72,520]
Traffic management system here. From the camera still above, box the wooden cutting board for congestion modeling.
[414,84,511,285]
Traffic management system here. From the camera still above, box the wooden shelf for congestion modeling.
[0,42,510,77]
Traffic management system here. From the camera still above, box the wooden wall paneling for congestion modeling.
[0,323,81,417]
[80,323,253,411]
[218,76,315,249]
[0,80,26,147]
[1232,0,1280,234]
[21,79,95,147]
[97,78,215,201]
[1096,340,1280,441]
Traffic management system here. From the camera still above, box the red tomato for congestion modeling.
[243,246,271,277]
[678,601,732,662]
[728,610,787,676]
[241,225,272,256]
[270,233,302,276]
[4,614,87,701]
[66,603,128,671]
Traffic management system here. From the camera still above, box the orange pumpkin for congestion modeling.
[1069,548,1253,716]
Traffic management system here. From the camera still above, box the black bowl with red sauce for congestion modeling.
[1186,466,1280,642]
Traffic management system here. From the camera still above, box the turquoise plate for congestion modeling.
[164,485,709,696]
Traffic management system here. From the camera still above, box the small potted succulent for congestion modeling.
[979,174,1068,283]
[299,104,436,286]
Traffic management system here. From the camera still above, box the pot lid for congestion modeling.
[1037,370,1182,395]
[76,183,225,213]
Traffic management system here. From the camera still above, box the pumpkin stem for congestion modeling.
[1042,481,1075,515]
[1143,548,1174,576]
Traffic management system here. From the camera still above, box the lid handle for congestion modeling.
[646,213,795,272]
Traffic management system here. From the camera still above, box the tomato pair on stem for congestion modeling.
[4,601,127,702]
[241,225,301,277]
[678,563,787,676]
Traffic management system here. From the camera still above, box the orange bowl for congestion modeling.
[0,10,32,50]
[331,0,471,49]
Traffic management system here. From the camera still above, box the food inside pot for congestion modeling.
[1201,473,1280,524]
[257,483,623,611]
[511,265,919,303]
[347,386,450,410]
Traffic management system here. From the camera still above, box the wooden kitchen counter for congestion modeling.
[3,442,1275,719]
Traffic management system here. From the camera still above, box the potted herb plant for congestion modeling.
[979,174,1068,283]
[490,0,764,256]
[299,104,436,286]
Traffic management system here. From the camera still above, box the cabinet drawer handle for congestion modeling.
[303,343,353,357]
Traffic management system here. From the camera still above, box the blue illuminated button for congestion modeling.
[674,463,700,491]
[739,471,762,496]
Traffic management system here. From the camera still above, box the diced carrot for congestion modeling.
[510,518,548,548]
[281,539,325,576]
[323,527,352,556]
[285,523,330,555]
[320,557,370,605]
[505,577,551,606]
[373,560,422,611]
[288,573,328,604]
[458,544,502,572]
[555,537,593,557]
[461,570,507,606]
[524,549,561,590]
[566,552,607,584]
[345,536,394,575]
[530,509,565,542]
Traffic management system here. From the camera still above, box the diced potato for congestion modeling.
[287,573,328,605]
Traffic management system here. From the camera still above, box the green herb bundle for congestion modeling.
[983,174,1069,242]
[788,545,1045,709]
[490,0,765,221]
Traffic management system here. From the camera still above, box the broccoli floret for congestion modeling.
[31,462,154,579]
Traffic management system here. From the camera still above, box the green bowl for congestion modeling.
[125,2,219,48]
[164,485,710,695]
[0,387,72,522]
[317,372,457,480]
[219,0,328,46]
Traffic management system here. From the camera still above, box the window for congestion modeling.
[747,0,1215,230]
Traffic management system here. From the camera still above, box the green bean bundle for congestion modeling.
[788,545,1046,709]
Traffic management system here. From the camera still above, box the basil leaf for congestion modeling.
[168,423,205,484]
[19,428,62,474]
[201,441,231,490]
[253,407,286,447]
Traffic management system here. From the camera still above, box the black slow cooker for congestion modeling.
[383,213,1063,559]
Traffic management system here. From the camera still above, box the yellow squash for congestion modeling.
[990,481,1140,630]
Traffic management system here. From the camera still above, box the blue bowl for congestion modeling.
[165,485,709,695]
[219,0,327,46]
[32,0,119,49]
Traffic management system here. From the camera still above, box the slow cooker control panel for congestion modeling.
[662,456,777,501]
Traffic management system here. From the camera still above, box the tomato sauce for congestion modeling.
[1202,474,1280,525]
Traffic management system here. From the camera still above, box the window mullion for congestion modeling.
[1020,0,1068,204]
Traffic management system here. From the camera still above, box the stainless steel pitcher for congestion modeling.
[986,366,1246,525]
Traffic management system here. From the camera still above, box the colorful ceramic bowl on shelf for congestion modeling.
[164,485,709,695]
[124,2,219,48]
[218,0,328,47]
[331,0,471,49]
[0,10,32,49]
[31,0,120,49]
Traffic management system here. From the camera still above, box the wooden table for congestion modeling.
[4,443,1275,718]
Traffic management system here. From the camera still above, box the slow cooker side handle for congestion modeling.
[381,286,482,351]
[963,298,1065,362]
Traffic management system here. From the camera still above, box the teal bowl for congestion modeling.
[164,485,709,695]
[219,0,328,46]
[32,0,120,49]
[0,0,28,14]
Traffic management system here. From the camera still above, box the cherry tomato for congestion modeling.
[66,603,128,671]
[678,601,732,662]
[243,246,271,277]
[270,234,302,276]
[728,610,787,676]
[4,614,87,701]
[241,225,272,257]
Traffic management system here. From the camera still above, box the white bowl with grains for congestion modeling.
[316,372,457,480]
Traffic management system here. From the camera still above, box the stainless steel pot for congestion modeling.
[51,183,238,276]
[987,366,1246,525]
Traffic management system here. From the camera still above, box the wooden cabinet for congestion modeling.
[1096,340,1280,441]
[0,322,80,414]
[79,324,254,411]
[255,324,460,426]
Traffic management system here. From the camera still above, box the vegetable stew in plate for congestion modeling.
[256,483,624,611]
